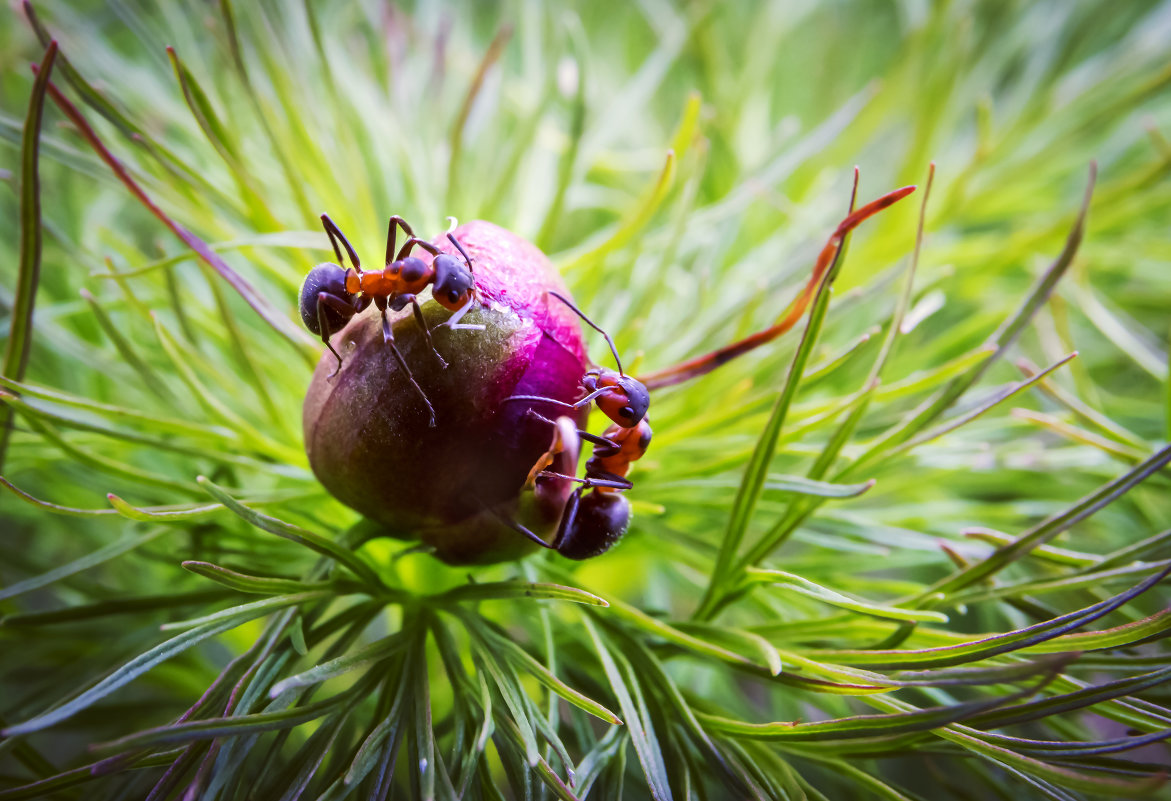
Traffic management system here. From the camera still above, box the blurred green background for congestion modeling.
[1,1,1170,799]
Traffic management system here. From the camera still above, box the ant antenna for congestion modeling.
[547,291,624,376]
[445,216,459,234]
[320,214,361,271]
[447,233,475,273]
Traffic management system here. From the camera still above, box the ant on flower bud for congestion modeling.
[502,293,653,558]
[299,214,484,426]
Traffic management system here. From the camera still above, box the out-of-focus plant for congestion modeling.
[1,1,1170,799]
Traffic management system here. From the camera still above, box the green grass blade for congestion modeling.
[746,569,948,622]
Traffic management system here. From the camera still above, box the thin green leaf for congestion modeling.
[582,614,674,801]
[470,617,622,724]
[269,634,407,697]
[0,41,57,471]
[197,476,385,591]
[94,673,379,752]
[747,569,948,622]
[0,589,231,627]
[0,526,167,602]
[2,613,268,736]
[181,561,341,596]
[159,590,336,631]
[1,474,119,517]
[79,288,177,404]
[807,565,1171,668]
[698,683,1039,741]
[434,580,607,607]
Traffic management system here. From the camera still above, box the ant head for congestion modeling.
[592,371,650,427]
[299,262,357,336]
[556,491,631,560]
[432,253,476,312]
[387,256,430,294]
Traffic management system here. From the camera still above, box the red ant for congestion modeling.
[299,214,484,426]
[501,180,916,558]
[503,293,653,558]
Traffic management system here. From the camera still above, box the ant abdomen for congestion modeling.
[299,263,355,336]
[556,490,631,560]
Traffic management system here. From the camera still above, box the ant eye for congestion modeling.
[619,406,634,419]
[448,289,460,303]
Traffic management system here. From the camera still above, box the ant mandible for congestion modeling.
[298,214,484,427]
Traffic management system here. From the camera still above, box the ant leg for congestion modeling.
[503,515,557,550]
[549,488,583,553]
[547,291,624,375]
[375,297,438,427]
[524,416,580,488]
[316,295,344,376]
[320,214,361,270]
[503,385,621,411]
[409,297,448,369]
[385,215,415,266]
[439,297,485,331]
[523,409,621,460]
[537,471,633,492]
[316,292,361,376]
[396,236,441,261]
[481,502,556,550]
[523,409,615,449]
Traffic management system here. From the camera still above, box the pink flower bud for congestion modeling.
[302,221,589,564]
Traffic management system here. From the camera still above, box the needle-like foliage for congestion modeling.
[1,2,1170,799]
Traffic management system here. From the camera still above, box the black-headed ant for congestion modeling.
[502,293,654,558]
[298,214,484,426]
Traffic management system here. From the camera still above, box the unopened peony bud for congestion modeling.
[303,221,590,564]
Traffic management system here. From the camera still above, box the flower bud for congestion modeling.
[302,221,589,564]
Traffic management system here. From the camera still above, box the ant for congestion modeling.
[299,214,484,426]
[502,293,654,558]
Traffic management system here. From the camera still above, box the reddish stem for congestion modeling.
[638,184,916,390]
